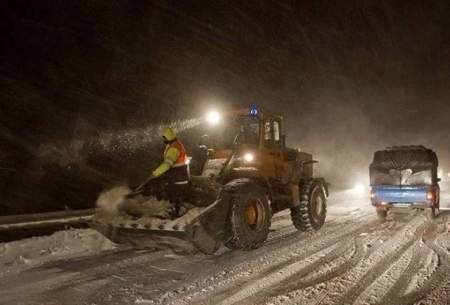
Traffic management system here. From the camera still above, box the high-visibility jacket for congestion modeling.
[152,139,187,178]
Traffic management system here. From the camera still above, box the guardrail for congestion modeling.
[0,209,95,232]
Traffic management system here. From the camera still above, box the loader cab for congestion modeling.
[202,107,288,180]
[220,109,287,180]
[233,110,285,150]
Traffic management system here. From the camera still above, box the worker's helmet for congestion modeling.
[162,127,177,143]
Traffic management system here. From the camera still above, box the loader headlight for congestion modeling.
[243,152,255,163]
[206,110,221,125]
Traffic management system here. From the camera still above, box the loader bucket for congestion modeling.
[90,200,222,254]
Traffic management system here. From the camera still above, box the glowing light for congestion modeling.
[353,183,365,194]
[249,107,259,116]
[243,152,255,162]
[206,111,221,125]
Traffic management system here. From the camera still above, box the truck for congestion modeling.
[369,145,440,221]
[91,107,329,253]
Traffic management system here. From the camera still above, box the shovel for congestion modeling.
[124,176,156,199]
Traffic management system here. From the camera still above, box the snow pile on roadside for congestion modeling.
[0,228,116,276]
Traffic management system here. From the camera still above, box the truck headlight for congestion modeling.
[353,183,365,194]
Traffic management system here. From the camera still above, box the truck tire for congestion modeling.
[224,183,271,250]
[425,207,436,222]
[290,181,327,232]
[377,209,387,222]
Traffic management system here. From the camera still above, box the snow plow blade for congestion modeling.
[90,200,222,254]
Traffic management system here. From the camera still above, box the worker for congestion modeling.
[153,127,189,182]
[137,127,189,197]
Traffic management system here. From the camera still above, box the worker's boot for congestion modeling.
[290,184,300,207]
[169,198,188,219]
[169,206,180,219]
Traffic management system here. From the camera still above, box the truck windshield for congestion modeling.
[370,169,432,186]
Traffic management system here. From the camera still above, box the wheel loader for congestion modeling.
[91,107,329,254]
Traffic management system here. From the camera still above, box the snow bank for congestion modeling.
[0,228,116,276]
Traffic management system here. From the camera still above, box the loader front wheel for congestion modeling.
[224,184,271,250]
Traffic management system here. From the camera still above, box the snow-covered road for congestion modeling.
[1,190,449,305]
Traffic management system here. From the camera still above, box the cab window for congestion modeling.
[264,122,272,142]
[273,121,280,142]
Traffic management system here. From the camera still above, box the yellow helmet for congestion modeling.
[162,127,177,142]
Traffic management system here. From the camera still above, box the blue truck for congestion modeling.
[369,146,440,221]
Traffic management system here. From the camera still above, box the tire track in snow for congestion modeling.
[377,241,432,304]
[184,217,383,305]
[354,239,415,305]
[396,215,450,305]
[256,213,415,305]
[202,241,346,305]
[239,237,366,305]
[269,212,424,305]
[334,214,425,305]
[0,248,168,304]
[264,212,375,247]
[237,215,404,304]
[262,235,373,303]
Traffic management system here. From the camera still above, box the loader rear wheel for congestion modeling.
[224,184,271,250]
[290,181,327,232]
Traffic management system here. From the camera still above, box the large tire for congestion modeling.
[377,209,387,222]
[425,207,436,222]
[290,181,327,232]
[224,183,271,250]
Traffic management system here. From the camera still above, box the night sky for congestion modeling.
[1,1,450,213]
